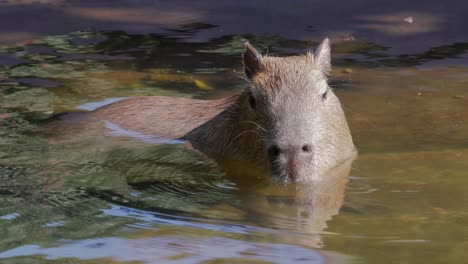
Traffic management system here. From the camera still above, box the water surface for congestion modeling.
[1,2,468,264]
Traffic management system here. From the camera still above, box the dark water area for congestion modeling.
[0,1,468,264]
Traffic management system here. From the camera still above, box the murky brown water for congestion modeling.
[0,1,468,264]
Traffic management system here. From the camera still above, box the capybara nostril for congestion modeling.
[301,144,313,153]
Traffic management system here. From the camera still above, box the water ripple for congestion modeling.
[0,236,325,264]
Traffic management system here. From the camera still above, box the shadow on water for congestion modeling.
[0,26,467,263]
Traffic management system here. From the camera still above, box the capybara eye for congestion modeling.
[248,92,257,110]
[321,91,328,100]
[268,145,281,158]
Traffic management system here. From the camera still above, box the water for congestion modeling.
[1,1,468,263]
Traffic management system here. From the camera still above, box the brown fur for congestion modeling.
[94,95,240,139]
[93,92,268,171]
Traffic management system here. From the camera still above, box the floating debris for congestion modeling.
[404,16,415,24]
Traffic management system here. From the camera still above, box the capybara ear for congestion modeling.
[314,38,331,75]
[243,41,262,79]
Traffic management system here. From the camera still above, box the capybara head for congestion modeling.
[242,38,354,183]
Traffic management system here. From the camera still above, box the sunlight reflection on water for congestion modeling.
[0,237,325,264]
